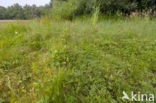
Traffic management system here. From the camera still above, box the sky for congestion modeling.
[0,0,51,7]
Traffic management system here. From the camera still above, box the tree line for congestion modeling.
[0,0,156,20]
[74,0,156,15]
[0,3,51,19]
[48,0,156,20]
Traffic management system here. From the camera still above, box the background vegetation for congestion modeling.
[0,0,156,20]
[0,3,51,19]
[0,0,156,103]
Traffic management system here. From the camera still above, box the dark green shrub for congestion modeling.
[51,0,156,19]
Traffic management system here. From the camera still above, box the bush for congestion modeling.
[50,0,78,20]
[51,0,137,19]
[51,0,156,19]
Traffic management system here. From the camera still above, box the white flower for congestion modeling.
[15,32,18,34]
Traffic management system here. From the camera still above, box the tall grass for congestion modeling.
[0,18,156,103]
[92,7,100,25]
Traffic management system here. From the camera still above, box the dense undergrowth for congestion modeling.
[0,17,156,103]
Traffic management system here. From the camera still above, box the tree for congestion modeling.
[49,0,54,8]
[23,5,33,19]
[6,3,24,19]
[38,5,49,17]
[52,0,138,17]
[0,6,6,19]
[0,0,54,20]
[147,0,156,11]
[32,5,41,18]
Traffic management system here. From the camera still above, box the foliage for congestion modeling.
[147,0,156,11]
[0,0,156,20]
[0,18,156,102]
[50,0,156,19]
[49,0,78,20]
[0,6,6,19]
[5,4,24,19]
[0,3,51,20]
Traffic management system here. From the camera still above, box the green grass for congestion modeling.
[0,18,156,103]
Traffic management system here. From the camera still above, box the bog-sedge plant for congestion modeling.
[92,7,100,25]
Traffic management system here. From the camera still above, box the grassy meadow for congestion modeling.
[0,18,156,103]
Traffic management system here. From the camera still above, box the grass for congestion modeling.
[0,18,156,103]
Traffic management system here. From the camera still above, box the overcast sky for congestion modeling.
[0,0,51,7]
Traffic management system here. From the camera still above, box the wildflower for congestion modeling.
[15,32,18,34]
